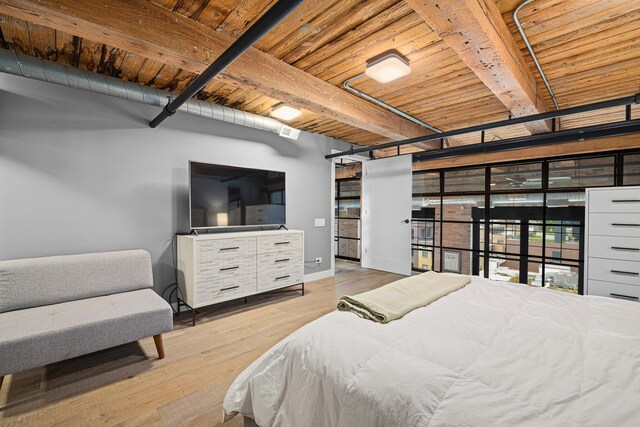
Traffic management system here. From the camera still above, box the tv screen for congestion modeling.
[189,161,286,229]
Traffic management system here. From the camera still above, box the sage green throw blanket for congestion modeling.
[337,271,471,323]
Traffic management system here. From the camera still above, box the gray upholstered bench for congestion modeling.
[0,250,173,390]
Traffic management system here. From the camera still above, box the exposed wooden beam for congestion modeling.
[405,0,552,134]
[0,0,432,142]
[413,134,640,170]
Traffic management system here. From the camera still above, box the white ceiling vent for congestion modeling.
[279,125,301,140]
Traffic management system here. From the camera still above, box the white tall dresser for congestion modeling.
[177,230,304,324]
[585,186,640,302]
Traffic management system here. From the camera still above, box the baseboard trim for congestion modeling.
[304,269,334,283]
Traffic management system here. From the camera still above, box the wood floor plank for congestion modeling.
[0,261,397,426]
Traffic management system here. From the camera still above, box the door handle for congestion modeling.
[401,219,410,224]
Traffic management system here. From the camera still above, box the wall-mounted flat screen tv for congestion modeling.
[189,161,286,229]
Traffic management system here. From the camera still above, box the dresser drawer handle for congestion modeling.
[220,285,239,291]
[220,266,239,271]
[612,199,640,203]
[610,293,639,300]
[275,258,290,263]
[220,246,240,251]
[611,246,640,252]
[611,223,640,227]
[275,275,290,280]
[275,241,290,245]
[610,270,639,276]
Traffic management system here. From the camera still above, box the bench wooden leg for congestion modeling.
[153,335,165,359]
[0,376,4,391]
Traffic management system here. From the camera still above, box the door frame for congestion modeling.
[330,150,369,272]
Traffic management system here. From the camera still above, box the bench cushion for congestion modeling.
[0,289,172,376]
[0,250,153,313]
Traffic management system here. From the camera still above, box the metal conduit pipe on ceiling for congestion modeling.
[342,73,444,134]
[514,0,560,111]
[0,48,297,139]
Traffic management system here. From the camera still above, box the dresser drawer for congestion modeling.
[257,263,303,292]
[257,233,303,254]
[588,213,640,238]
[589,188,640,213]
[589,235,640,262]
[196,255,255,282]
[194,272,256,306]
[588,258,640,286]
[196,286,253,307]
[257,249,303,270]
[196,237,256,259]
[587,280,640,302]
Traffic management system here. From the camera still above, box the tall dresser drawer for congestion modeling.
[587,280,640,302]
[588,188,640,213]
[589,236,640,262]
[588,213,640,238]
[257,233,303,254]
[588,258,640,286]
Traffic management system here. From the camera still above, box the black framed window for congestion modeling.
[444,168,485,193]
[490,163,542,191]
[548,156,614,189]
[335,177,361,261]
[412,150,640,294]
[623,153,640,185]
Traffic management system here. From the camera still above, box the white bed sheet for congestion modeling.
[223,276,640,426]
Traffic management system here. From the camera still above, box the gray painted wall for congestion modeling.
[0,73,348,292]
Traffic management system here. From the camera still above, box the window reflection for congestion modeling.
[413,172,440,194]
[548,156,614,188]
[444,168,485,193]
[623,154,640,185]
[491,163,542,191]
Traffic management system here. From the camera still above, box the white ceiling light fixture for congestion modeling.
[365,53,411,84]
[270,103,302,121]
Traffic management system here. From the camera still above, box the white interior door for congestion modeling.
[361,155,412,275]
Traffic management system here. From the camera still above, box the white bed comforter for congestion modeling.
[223,277,640,426]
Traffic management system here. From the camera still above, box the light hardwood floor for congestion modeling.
[0,260,400,426]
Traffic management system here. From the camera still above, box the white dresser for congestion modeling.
[177,230,304,323]
[585,186,640,302]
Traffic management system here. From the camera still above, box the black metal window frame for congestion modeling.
[411,216,437,271]
[412,148,640,294]
[335,177,362,261]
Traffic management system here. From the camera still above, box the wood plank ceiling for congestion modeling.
[0,0,638,154]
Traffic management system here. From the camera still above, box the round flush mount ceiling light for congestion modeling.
[365,53,411,84]
[270,103,302,121]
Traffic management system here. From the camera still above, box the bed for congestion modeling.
[223,276,640,426]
